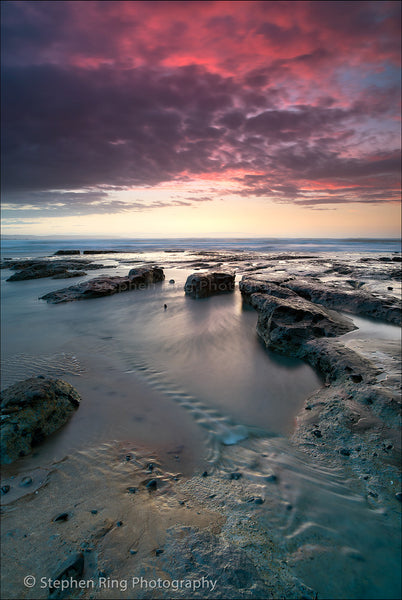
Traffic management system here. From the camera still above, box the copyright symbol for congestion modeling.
[24,575,36,588]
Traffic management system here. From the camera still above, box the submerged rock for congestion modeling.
[184,272,235,299]
[54,250,81,256]
[0,377,81,464]
[40,266,164,303]
[83,250,120,254]
[6,259,114,281]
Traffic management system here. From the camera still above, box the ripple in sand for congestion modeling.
[1,352,86,389]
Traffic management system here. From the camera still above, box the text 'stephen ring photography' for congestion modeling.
[1,1,401,599]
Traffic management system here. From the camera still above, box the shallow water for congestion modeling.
[1,263,321,472]
[340,313,402,342]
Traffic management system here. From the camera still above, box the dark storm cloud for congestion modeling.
[1,64,236,197]
[2,61,400,209]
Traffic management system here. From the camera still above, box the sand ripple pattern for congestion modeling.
[124,356,273,463]
[1,352,85,390]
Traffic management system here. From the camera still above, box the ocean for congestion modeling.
[1,236,401,257]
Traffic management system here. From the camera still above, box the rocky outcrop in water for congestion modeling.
[54,250,81,256]
[283,279,402,325]
[40,266,165,303]
[250,293,356,357]
[4,258,113,281]
[240,272,401,509]
[127,266,164,285]
[185,272,235,299]
[0,377,81,464]
[240,275,401,325]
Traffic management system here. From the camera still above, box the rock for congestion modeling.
[184,272,235,299]
[145,479,158,491]
[230,472,242,480]
[254,497,264,505]
[19,476,33,486]
[54,250,80,256]
[265,474,278,483]
[0,378,81,464]
[53,513,69,522]
[202,471,208,477]
[6,259,113,281]
[82,250,119,254]
[241,275,401,325]
[40,267,164,303]
[339,448,350,456]
[128,266,164,285]
[395,492,402,502]
[1,485,11,495]
[52,271,87,279]
[312,429,322,438]
[283,279,401,325]
[116,521,123,527]
[49,552,84,598]
[154,548,164,556]
[169,279,175,284]
[303,338,380,384]
[91,509,98,514]
[251,294,355,357]
[239,277,296,302]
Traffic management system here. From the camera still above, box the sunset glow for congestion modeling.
[1,0,401,237]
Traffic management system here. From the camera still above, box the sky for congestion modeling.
[1,0,401,238]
